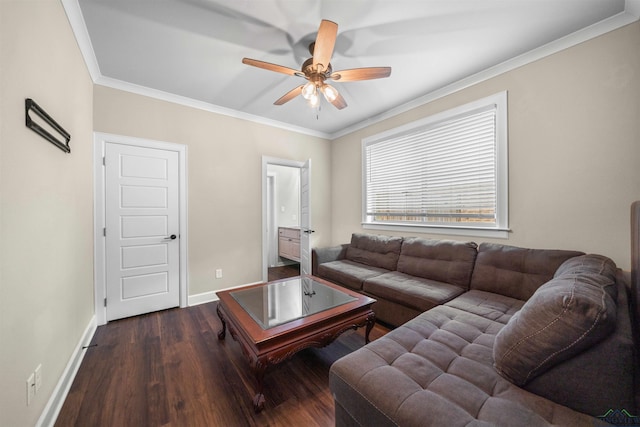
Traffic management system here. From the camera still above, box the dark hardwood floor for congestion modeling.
[55,301,388,427]
[268,263,300,281]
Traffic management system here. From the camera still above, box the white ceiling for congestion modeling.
[65,0,639,138]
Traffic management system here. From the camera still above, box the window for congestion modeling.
[362,91,508,238]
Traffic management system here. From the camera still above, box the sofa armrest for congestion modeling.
[312,244,349,276]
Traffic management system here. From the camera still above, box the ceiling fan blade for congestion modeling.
[312,20,338,72]
[274,85,304,105]
[328,92,348,110]
[330,67,392,82]
[242,58,301,76]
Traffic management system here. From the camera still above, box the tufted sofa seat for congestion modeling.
[330,303,612,426]
[319,234,638,426]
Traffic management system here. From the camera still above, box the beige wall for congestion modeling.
[269,164,300,228]
[331,22,640,270]
[93,86,332,295]
[0,1,95,426]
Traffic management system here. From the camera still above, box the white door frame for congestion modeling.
[94,132,189,325]
[262,156,305,282]
[266,172,278,268]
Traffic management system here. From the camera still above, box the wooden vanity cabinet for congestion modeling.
[278,227,300,262]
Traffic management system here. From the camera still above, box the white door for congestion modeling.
[299,159,312,275]
[105,143,180,321]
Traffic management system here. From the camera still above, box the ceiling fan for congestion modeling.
[242,20,392,110]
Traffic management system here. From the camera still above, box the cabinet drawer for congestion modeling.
[278,227,300,240]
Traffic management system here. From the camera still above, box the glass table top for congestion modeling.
[230,276,357,329]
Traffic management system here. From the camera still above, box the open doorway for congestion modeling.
[266,164,301,280]
[262,157,312,282]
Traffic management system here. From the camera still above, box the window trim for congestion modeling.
[361,91,509,239]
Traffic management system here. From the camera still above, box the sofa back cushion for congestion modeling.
[396,237,478,289]
[469,243,584,301]
[553,252,618,280]
[345,233,403,271]
[493,254,618,388]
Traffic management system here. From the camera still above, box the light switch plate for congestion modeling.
[35,364,42,392]
[27,373,35,405]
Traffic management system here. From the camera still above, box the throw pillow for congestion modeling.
[493,257,617,386]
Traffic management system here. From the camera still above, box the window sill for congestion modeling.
[362,222,510,240]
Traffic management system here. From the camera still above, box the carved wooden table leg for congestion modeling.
[251,358,268,413]
[216,304,227,340]
[364,311,376,344]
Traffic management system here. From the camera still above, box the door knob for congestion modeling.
[164,234,177,240]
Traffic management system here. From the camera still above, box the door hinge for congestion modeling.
[102,156,106,166]
[103,227,106,237]
[104,298,107,307]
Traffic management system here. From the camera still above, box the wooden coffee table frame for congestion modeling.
[216,275,376,412]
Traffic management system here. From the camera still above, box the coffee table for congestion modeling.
[216,275,376,412]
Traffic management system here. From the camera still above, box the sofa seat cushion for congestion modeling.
[469,243,584,300]
[493,254,618,387]
[363,272,465,313]
[345,233,403,271]
[330,305,605,427]
[317,260,388,291]
[445,290,525,324]
[396,237,478,289]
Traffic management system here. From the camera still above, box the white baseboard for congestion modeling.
[188,290,219,306]
[36,315,97,427]
[33,283,263,425]
[188,281,262,306]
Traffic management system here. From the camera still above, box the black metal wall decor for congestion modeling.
[25,98,71,153]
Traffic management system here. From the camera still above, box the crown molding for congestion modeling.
[93,75,331,139]
[330,1,640,139]
[62,0,639,141]
[61,0,331,140]
[61,0,100,82]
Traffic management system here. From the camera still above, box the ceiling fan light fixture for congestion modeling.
[308,91,319,107]
[321,84,339,102]
[301,82,316,100]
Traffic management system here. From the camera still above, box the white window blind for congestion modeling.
[363,92,508,234]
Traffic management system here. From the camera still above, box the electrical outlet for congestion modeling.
[215,269,223,279]
[35,364,42,392]
[27,373,35,405]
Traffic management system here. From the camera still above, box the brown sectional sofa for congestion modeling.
[311,233,639,426]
